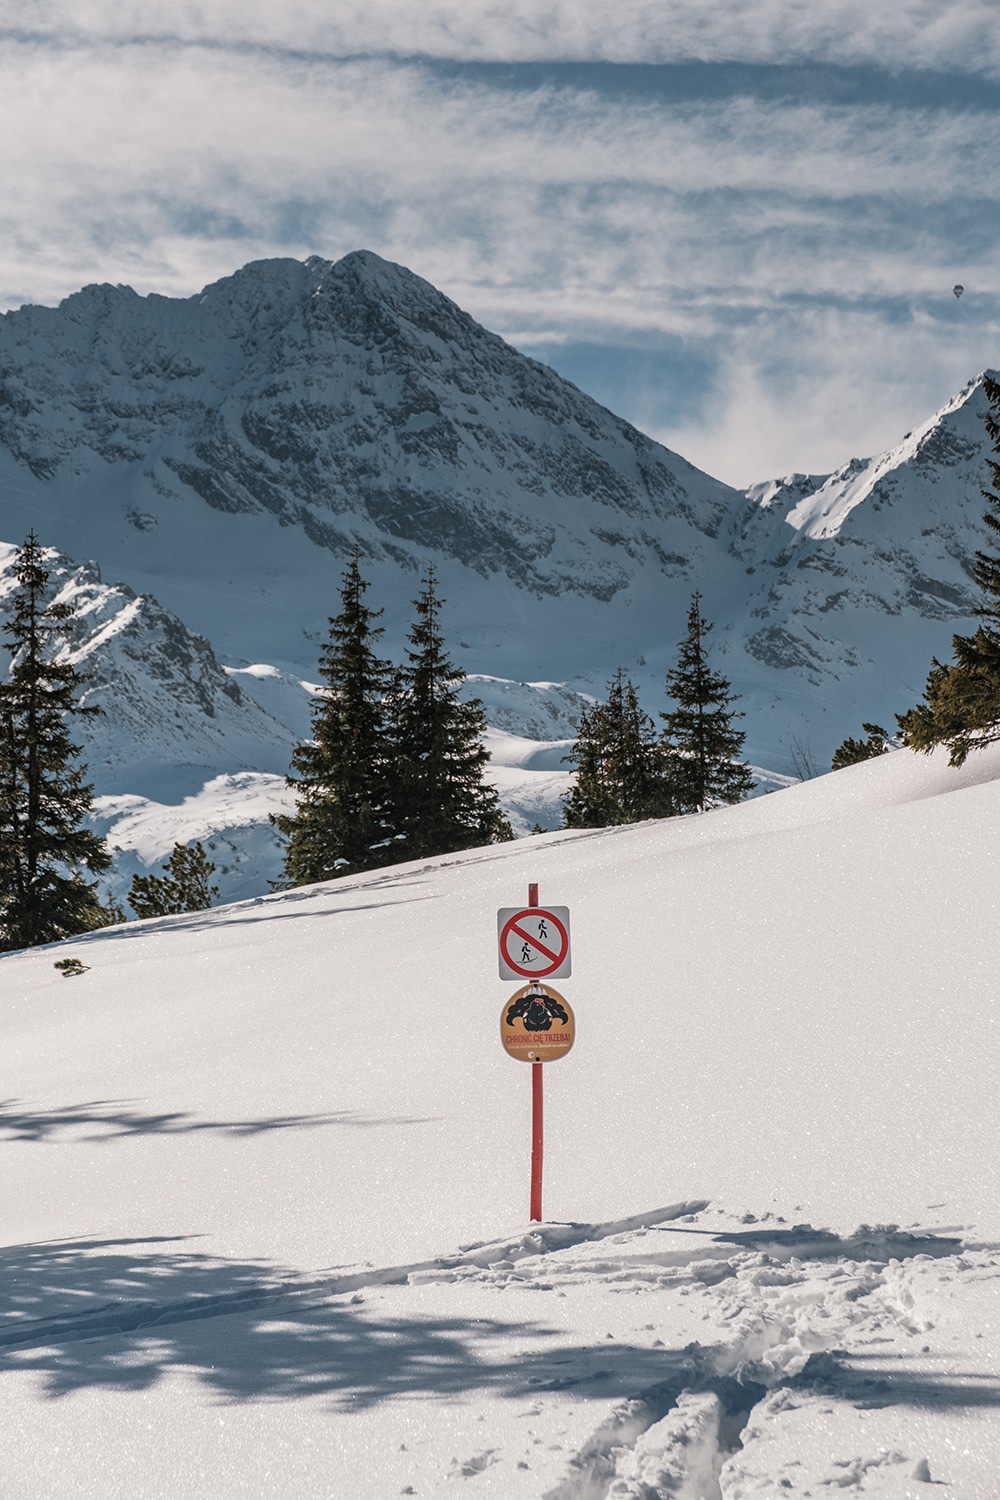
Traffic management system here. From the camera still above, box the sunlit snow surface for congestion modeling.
[2,746,1000,1497]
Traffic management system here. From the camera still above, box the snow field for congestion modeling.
[1,743,999,1495]
[0,1209,994,1497]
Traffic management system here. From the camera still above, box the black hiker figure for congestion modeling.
[505,982,569,1033]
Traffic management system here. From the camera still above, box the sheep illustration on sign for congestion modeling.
[501,982,575,1063]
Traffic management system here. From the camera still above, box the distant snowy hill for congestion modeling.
[0,544,298,794]
[727,374,996,759]
[0,251,998,895]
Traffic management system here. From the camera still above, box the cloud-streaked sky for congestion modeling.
[1,1,998,485]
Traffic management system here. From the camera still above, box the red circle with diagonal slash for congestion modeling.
[499,908,570,978]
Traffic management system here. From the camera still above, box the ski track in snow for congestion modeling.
[2,1202,994,1498]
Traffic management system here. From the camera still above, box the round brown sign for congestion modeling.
[500,982,575,1063]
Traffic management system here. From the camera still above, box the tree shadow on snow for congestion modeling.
[651,1222,965,1261]
[0,1099,431,1143]
[789,1349,1000,1411]
[1,1235,998,1417]
[0,1233,686,1408]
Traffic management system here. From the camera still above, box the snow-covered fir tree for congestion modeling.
[0,533,111,950]
[661,593,755,813]
[563,668,673,828]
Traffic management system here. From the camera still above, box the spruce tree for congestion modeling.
[563,668,673,827]
[277,550,399,883]
[661,592,755,812]
[831,723,890,771]
[0,533,111,950]
[393,569,512,858]
[128,841,219,918]
[898,374,1000,764]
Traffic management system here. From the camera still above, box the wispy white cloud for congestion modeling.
[5,0,999,75]
[0,32,996,482]
[650,304,999,484]
[1,47,994,298]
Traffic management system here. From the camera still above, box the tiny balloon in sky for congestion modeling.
[953,284,964,298]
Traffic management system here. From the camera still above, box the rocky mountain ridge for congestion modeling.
[0,251,734,618]
[727,374,992,706]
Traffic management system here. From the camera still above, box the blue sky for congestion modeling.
[1,1,998,484]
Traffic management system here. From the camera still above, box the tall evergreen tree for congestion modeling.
[661,592,755,813]
[393,569,512,858]
[0,533,111,950]
[563,668,674,827]
[277,550,399,883]
[898,374,1000,764]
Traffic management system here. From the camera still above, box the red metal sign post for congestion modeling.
[498,881,573,1224]
[528,882,543,1221]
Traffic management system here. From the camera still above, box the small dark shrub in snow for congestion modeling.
[53,957,89,977]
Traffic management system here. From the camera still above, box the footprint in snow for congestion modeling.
[447,1449,499,1479]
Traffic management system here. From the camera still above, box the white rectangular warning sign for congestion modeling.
[497,905,571,981]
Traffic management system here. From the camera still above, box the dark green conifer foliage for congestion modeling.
[0,533,111,950]
[898,375,1000,764]
[128,841,219,919]
[661,592,755,813]
[393,570,512,858]
[831,723,890,771]
[277,551,399,883]
[563,668,673,827]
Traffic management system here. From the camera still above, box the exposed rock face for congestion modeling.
[0,251,732,606]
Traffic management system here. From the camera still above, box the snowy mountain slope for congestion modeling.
[0,251,739,676]
[92,774,293,907]
[0,542,306,903]
[721,375,1000,764]
[1,251,999,779]
[1,745,999,1496]
[0,542,297,797]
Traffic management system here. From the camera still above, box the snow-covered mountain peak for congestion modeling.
[745,471,832,511]
[780,372,993,541]
[0,248,738,632]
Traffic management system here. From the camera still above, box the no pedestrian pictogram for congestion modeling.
[497,905,571,980]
